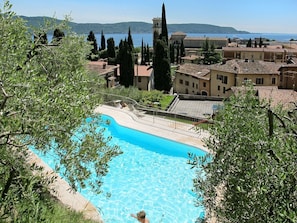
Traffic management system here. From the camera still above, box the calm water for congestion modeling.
[46,32,297,47]
[32,115,206,223]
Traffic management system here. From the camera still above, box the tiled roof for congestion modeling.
[134,64,153,77]
[176,63,210,79]
[223,46,285,53]
[87,60,118,75]
[231,86,297,108]
[210,59,281,74]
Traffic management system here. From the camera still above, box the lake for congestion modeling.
[47,32,297,47]
[96,32,297,47]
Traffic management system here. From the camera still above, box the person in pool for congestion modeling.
[130,210,150,223]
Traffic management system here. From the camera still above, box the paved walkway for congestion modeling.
[94,105,210,152]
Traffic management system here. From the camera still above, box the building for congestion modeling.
[210,59,280,97]
[169,32,228,59]
[278,64,297,90]
[134,64,154,91]
[87,60,119,88]
[223,46,297,63]
[174,63,210,95]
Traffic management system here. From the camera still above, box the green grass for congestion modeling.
[45,201,99,223]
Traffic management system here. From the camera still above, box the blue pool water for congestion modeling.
[33,115,206,223]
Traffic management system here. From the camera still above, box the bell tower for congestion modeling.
[152,17,162,45]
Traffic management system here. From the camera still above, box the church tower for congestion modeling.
[152,17,162,46]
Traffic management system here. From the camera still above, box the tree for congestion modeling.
[145,44,150,64]
[160,3,168,44]
[141,39,145,65]
[0,2,120,221]
[100,30,106,50]
[106,37,116,64]
[202,38,221,64]
[52,28,65,43]
[127,27,134,51]
[152,3,172,92]
[153,39,172,92]
[190,84,297,223]
[86,30,98,60]
[246,38,252,47]
[259,37,263,48]
[34,31,48,45]
[118,39,134,87]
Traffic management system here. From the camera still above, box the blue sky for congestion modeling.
[7,0,297,33]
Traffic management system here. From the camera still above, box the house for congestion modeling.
[134,64,154,91]
[87,60,119,88]
[209,59,280,97]
[223,46,297,63]
[173,63,210,95]
[278,64,297,91]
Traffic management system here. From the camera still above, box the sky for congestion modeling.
[6,0,297,34]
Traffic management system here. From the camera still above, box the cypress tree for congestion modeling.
[100,30,106,50]
[145,44,150,64]
[106,37,116,58]
[153,3,171,92]
[127,27,134,51]
[118,39,134,87]
[154,39,172,92]
[170,44,174,64]
[141,39,145,65]
[160,3,168,44]
[87,31,98,59]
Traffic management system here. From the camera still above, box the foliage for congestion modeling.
[190,85,297,223]
[160,3,168,44]
[201,38,222,64]
[87,30,98,60]
[153,39,172,92]
[106,37,116,63]
[52,28,65,43]
[118,39,134,87]
[0,1,121,221]
[100,30,106,51]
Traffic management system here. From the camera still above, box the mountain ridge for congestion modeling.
[19,16,249,34]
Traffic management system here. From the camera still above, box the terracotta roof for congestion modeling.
[232,86,297,109]
[176,63,210,79]
[210,59,281,75]
[134,64,153,77]
[258,88,297,108]
[87,60,118,75]
[223,46,285,53]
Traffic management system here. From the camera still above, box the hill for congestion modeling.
[20,16,249,34]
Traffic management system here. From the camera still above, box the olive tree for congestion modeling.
[0,1,120,221]
[190,85,297,223]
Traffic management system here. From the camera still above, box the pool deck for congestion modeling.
[30,105,210,223]
[94,105,210,153]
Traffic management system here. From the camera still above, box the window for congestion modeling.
[185,81,189,86]
[179,79,183,84]
[218,85,221,91]
[192,83,195,88]
[196,84,198,89]
[256,78,264,85]
[223,87,226,94]
[272,77,276,85]
[138,77,141,82]
[223,76,228,84]
[217,74,222,80]
[203,82,206,87]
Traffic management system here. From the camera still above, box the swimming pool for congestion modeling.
[33,114,206,222]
